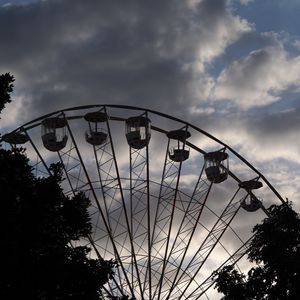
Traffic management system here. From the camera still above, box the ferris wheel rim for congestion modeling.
[1,104,286,299]
[3,103,285,204]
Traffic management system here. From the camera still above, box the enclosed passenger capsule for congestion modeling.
[126,116,151,149]
[84,111,108,146]
[239,179,263,190]
[204,150,229,183]
[2,131,29,145]
[41,117,68,151]
[167,129,191,162]
[240,196,262,212]
[239,179,263,212]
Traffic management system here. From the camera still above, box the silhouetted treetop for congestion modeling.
[0,72,14,115]
[0,148,117,299]
[213,201,300,300]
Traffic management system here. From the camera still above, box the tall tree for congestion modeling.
[0,72,14,115]
[0,74,116,299]
[0,149,117,299]
[213,202,300,300]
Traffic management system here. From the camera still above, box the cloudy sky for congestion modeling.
[1,0,299,203]
[1,0,299,298]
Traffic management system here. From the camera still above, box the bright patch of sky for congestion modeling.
[235,0,300,37]
[203,0,300,118]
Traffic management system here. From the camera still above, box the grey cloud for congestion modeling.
[1,0,297,205]
[0,0,250,123]
[249,107,300,138]
[213,41,300,108]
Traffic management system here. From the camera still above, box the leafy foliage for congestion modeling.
[0,148,116,299]
[0,72,14,115]
[213,202,300,300]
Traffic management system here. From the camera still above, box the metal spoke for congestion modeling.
[1,104,285,300]
[177,189,245,299]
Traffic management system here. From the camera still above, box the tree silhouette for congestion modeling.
[0,72,14,115]
[213,201,300,299]
[0,74,116,299]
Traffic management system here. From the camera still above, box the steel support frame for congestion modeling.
[89,107,144,299]
[150,131,188,300]
[164,170,212,299]
[129,137,151,298]
[192,237,253,299]
[177,189,247,299]
[63,114,135,298]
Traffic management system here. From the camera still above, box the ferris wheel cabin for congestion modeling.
[125,116,151,149]
[84,111,108,146]
[239,179,263,212]
[41,117,68,152]
[167,129,191,162]
[204,150,229,183]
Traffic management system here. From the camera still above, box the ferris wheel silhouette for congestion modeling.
[1,104,285,299]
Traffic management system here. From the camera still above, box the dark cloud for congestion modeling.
[0,0,251,121]
[250,107,300,137]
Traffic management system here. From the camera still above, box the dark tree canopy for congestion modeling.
[213,202,300,300]
[0,72,14,115]
[0,148,116,299]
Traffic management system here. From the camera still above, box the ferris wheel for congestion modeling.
[1,104,285,299]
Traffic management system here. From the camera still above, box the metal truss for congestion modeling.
[1,104,286,300]
[176,188,246,300]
